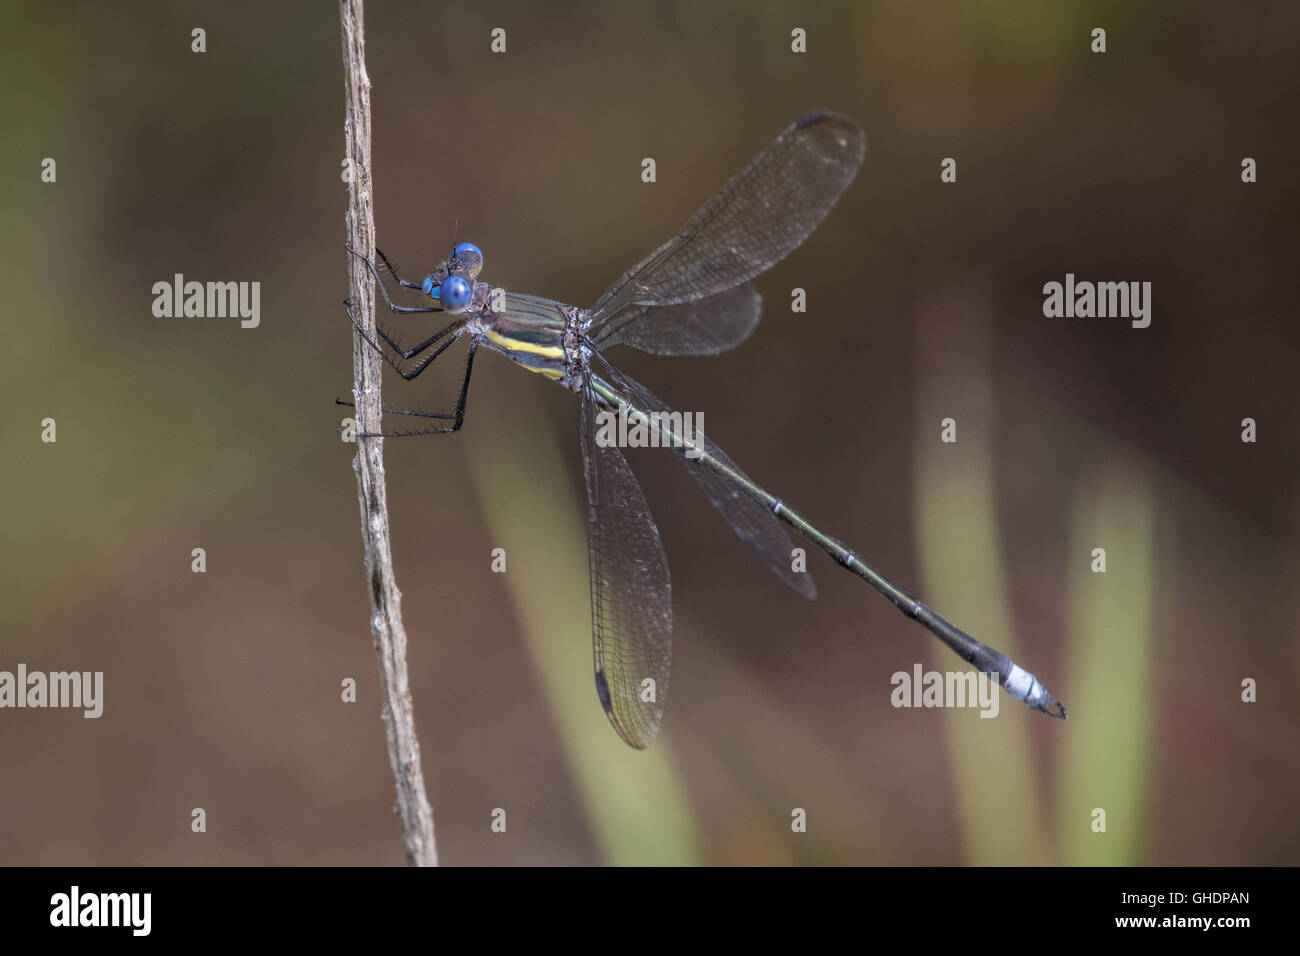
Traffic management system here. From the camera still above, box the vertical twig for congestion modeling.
[339,0,438,866]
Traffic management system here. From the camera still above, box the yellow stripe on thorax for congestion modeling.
[485,329,566,361]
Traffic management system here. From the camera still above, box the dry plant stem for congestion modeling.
[339,0,438,867]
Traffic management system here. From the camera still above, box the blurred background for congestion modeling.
[1,0,1296,865]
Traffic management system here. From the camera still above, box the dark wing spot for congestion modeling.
[594,670,613,714]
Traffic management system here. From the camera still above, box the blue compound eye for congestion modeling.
[421,274,437,298]
[439,274,473,313]
[451,242,483,279]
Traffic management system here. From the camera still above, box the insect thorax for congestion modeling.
[560,305,592,392]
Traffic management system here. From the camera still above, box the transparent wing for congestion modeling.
[589,110,866,324]
[595,356,817,600]
[591,283,761,356]
[580,382,673,750]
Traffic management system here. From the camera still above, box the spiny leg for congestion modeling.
[375,247,424,291]
[345,244,442,315]
[376,316,463,360]
[335,398,454,420]
[344,297,463,381]
[357,339,479,438]
[341,299,479,438]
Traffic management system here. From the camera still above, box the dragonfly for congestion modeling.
[345,110,1066,749]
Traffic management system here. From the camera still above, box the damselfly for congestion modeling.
[346,110,1066,749]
